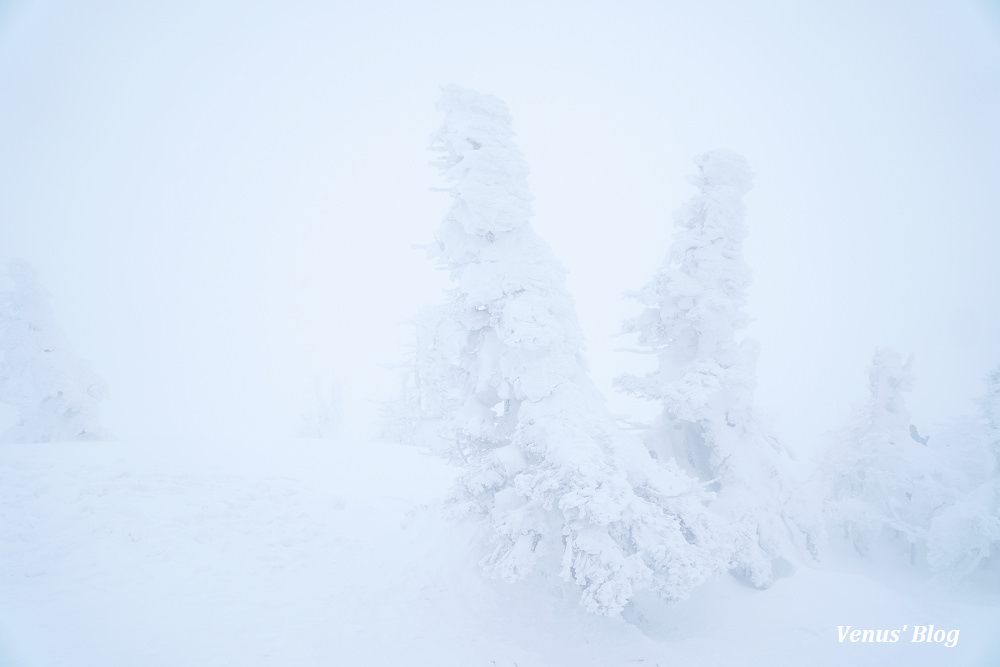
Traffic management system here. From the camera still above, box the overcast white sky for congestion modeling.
[1,0,998,455]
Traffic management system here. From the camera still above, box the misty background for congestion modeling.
[1,0,998,455]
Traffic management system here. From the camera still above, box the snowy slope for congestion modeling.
[2,439,998,666]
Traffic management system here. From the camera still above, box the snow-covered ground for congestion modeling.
[2,439,998,666]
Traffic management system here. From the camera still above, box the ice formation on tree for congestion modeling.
[0,260,104,443]
[418,86,732,615]
[616,151,807,587]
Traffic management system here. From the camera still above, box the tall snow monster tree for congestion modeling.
[0,260,105,443]
[420,86,732,615]
[616,151,806,587]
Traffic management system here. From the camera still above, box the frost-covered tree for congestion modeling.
[420,86,732,615]
[616,151,806,587]
[0,260,105,443]
[824,349,951,567]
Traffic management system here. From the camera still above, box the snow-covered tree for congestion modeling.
[616,150,806,587]
[925,365,1000,585]
[379,304,469,452]
[295,376,341,439]
[377,372,420,445]
[0,260,105,443]
[420,86,732,615]
[926,482,1000,585]
[824,349,950,567]
[983,366,1000,468]
[822,354,1000,586]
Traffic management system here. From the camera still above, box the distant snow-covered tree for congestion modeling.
[616,151,808,587]
[926,365,1000,585]
[824,349,951,567]
[982,366,1000,468]
[420,86,732,615]
[296,376,341,439]
[379,304,468,453]
[926,482,1000,585]
[377,372,420,445]
[0,260,105,443]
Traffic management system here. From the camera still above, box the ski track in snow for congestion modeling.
[1,439,998,666]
